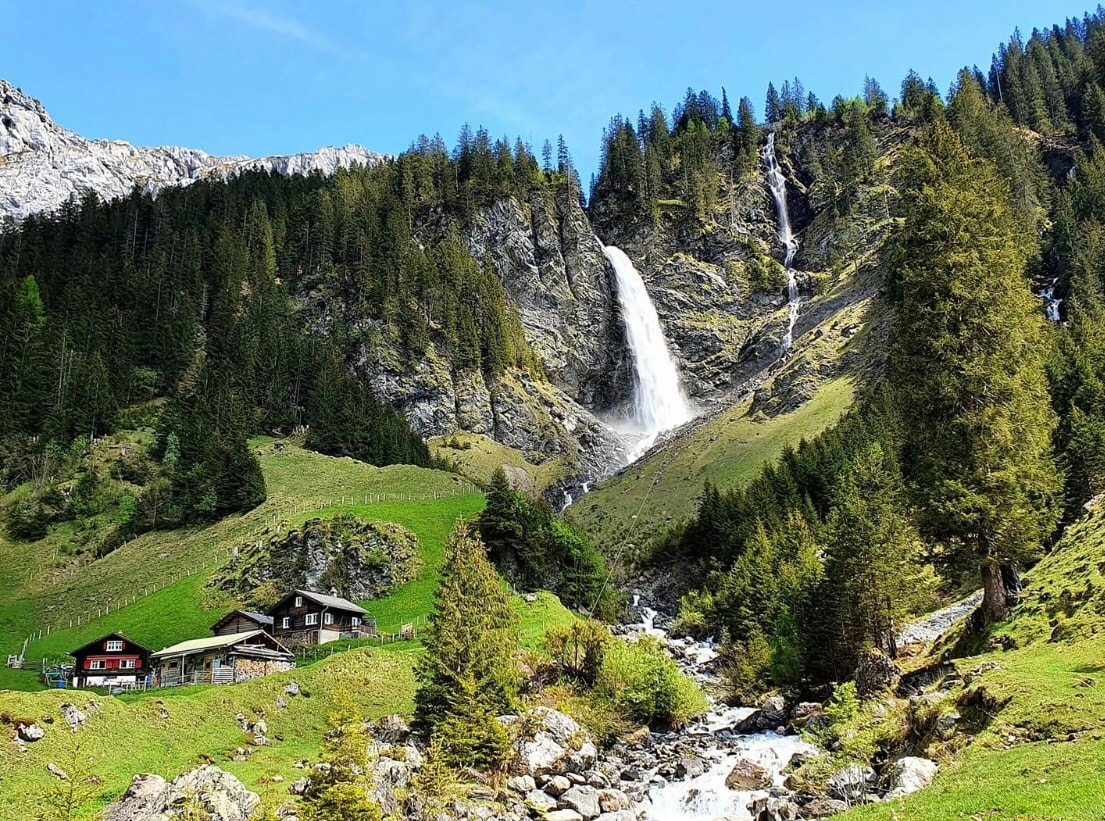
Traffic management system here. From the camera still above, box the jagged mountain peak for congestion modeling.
[0,78,388,223]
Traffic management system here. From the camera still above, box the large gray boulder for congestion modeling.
[101,765,259,821]
[508,707,597,777]
[884,756,937,799]
[559,784,601,819]
[725,758,771,791]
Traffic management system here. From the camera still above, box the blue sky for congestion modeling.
[4,1,1090,180]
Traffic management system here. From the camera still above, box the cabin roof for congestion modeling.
[69,631,152,657]
[271,589,367,616]
[210,610,274,631]
[151,630,291,660]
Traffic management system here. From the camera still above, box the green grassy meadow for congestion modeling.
[840,505,1105,820]
[0,441,482,691]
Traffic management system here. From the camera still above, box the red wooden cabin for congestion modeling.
[69,632,152,689]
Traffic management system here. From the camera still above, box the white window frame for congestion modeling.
[281,616,291,629]
[305,612,318,626]
[323,612,334,625]
[106,640,124,652]
[119,658,136,669]
[294,596,303,607]
[352,616,360,627]
[88,660,106,670]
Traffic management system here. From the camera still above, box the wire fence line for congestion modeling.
[10,487,472,660]
[14,548,239,656]
[274,484,482,520]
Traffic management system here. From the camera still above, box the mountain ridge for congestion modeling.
[0,79,388,223]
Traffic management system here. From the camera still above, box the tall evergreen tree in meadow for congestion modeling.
[414,522,519,768]
[890,121,1061,623]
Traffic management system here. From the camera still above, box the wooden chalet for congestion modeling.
[211,610,273,636]
[151,630,293,686]
[69,632,152,689]
[269,589,375,646]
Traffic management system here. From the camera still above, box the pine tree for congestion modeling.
[765,82,782,123]
[813,444,928,680]
[863,76,889,117]
[414,522,519,768]
[891,122,1061,623]
[301,686,382,821]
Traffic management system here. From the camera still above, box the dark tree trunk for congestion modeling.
[981,562,1008,624]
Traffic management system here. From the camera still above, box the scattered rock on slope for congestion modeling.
[101,764,259,821]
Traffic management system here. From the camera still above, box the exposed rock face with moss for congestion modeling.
[218,515,421,605]
[353,122,890,478]
[354,188,634,478]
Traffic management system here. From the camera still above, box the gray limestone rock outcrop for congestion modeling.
[101,765,259,821]
[219,514,420,604]
[466,190,625,410]
[505,707,598,778]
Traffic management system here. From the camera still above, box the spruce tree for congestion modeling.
[813,444,928,680]
[765,82,782,123]
[891,122,1061,623]
[414,522,519,768]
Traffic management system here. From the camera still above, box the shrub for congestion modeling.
[5,498,51,541]
[540,684,635,746]
[721,629,773,702]
[595,636,707,728]
[544,620,610,685]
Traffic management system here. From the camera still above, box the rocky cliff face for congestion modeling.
[588,144,819,402]
[0,79,387,223]
[346,185,634,480]
[216,515,422,605]
[465,188,629,409]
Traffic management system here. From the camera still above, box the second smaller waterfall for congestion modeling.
[763,133,801,351]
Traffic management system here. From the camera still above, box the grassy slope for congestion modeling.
[0,441,482,690]
[842,505,1105,820]
[567,260,883,553]
[0,593,578,820]
[0,648,418,820]
[430,430,574,493]
[569,377,856,551]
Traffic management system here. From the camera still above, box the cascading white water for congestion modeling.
[623,605,819,821]
[763,133,801,351]
[1041,277,1062,322]
[603,245,692,460]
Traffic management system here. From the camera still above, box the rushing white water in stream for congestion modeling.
[763,133,801,351]
[647,727,816,820]
[624,607,819,821]
[604,245,692,461]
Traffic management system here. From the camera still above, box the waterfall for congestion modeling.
[1041,277,1062,323]
[604,245,692,460]
[763,133,801,351]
